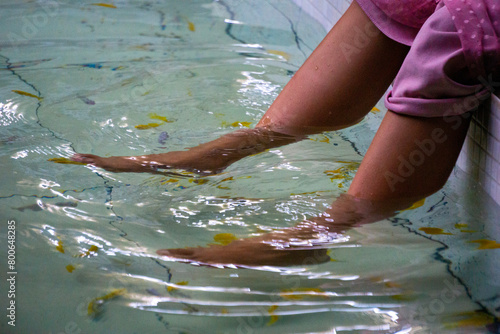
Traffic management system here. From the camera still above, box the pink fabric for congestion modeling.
[355,0,435,45]
[371,0,437,28]
[357,0,500,117]
[443,0,500,78]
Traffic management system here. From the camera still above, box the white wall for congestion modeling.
[293,0,500,205]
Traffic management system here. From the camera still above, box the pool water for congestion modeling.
[1,0,499,333]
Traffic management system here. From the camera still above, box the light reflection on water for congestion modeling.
[0,0,499,333]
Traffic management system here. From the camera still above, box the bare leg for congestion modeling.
[348,111,471,202]
[72,1,409,173]
[158,111,471,266]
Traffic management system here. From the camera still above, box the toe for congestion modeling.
[71,154,96,164]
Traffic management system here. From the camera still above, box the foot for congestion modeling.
[71,153,172,173]
[71,150,225,175]
[157,239,330,267]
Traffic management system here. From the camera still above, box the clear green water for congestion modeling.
[0,0,499,333]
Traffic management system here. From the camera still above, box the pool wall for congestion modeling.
[292,0,500,206]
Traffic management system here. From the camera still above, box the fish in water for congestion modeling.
[135,123,161,130]
[91,3,117,8]
[158,131,169,144]
[148,113,173,123]
[87,288,126,317]
[14,201,77,212]
[78,95,96,105]
[12,90,43,101]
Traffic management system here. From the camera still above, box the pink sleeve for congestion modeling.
[385,2,498,118]
[355,0,436,46]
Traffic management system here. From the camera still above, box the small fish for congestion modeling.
[14,203,44,212]
[370,107,381,113]
[267,305,279,326]
[87,289,126,316]
[231,121,252,128]
[12,90,42,100]
[402,198,426,211]
[324,163,359,181]
[213,233,238,246]
[148,113,173,123]
[135,123,161,130]
[160,178,178,184]
[77,95,95,105]
[167,281,189,292]
[469,239,500,249]
[418,227,453,235]
[91,3,117,8]
[66,264,76,273]
[48,157,87,165]
[187,21,195,32]
[188,178,208,185]
[78,245,99,257]
[279,288,326,300]
[56,240,65,253]
[158,131,169,144]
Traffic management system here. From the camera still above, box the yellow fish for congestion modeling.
[370,107,381,113]
[12,90,43,100]
[469,239,500,249]
[66,264,76,273]
[279,288,326,300]
[324,163,359,181]
[160,178,179,185]
[79,245,99,257]
[267,305,279,326]
[188,21,195,32]
[188,178,209,185]
[224,121,252,128]
[135,123,161,130]
[418,227,452,235]
[56,240,65,253]
[48,157,86,165]
[167,281,189,292]
[87,289,126,316]
[213,233,238,246]
[91,3,116,8]
[402,198,426,211]
[148,113,173,123]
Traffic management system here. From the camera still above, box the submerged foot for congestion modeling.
[71,151,227,175]
[157,241,330,267]
[71,153,164,173]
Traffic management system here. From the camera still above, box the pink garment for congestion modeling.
[356,0,500,117]
[356,0,438,45]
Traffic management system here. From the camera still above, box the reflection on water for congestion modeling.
[0,0,499,333]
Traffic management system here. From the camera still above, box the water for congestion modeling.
[1,0,499,333]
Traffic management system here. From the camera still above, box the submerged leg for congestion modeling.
[72,1,409,174]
